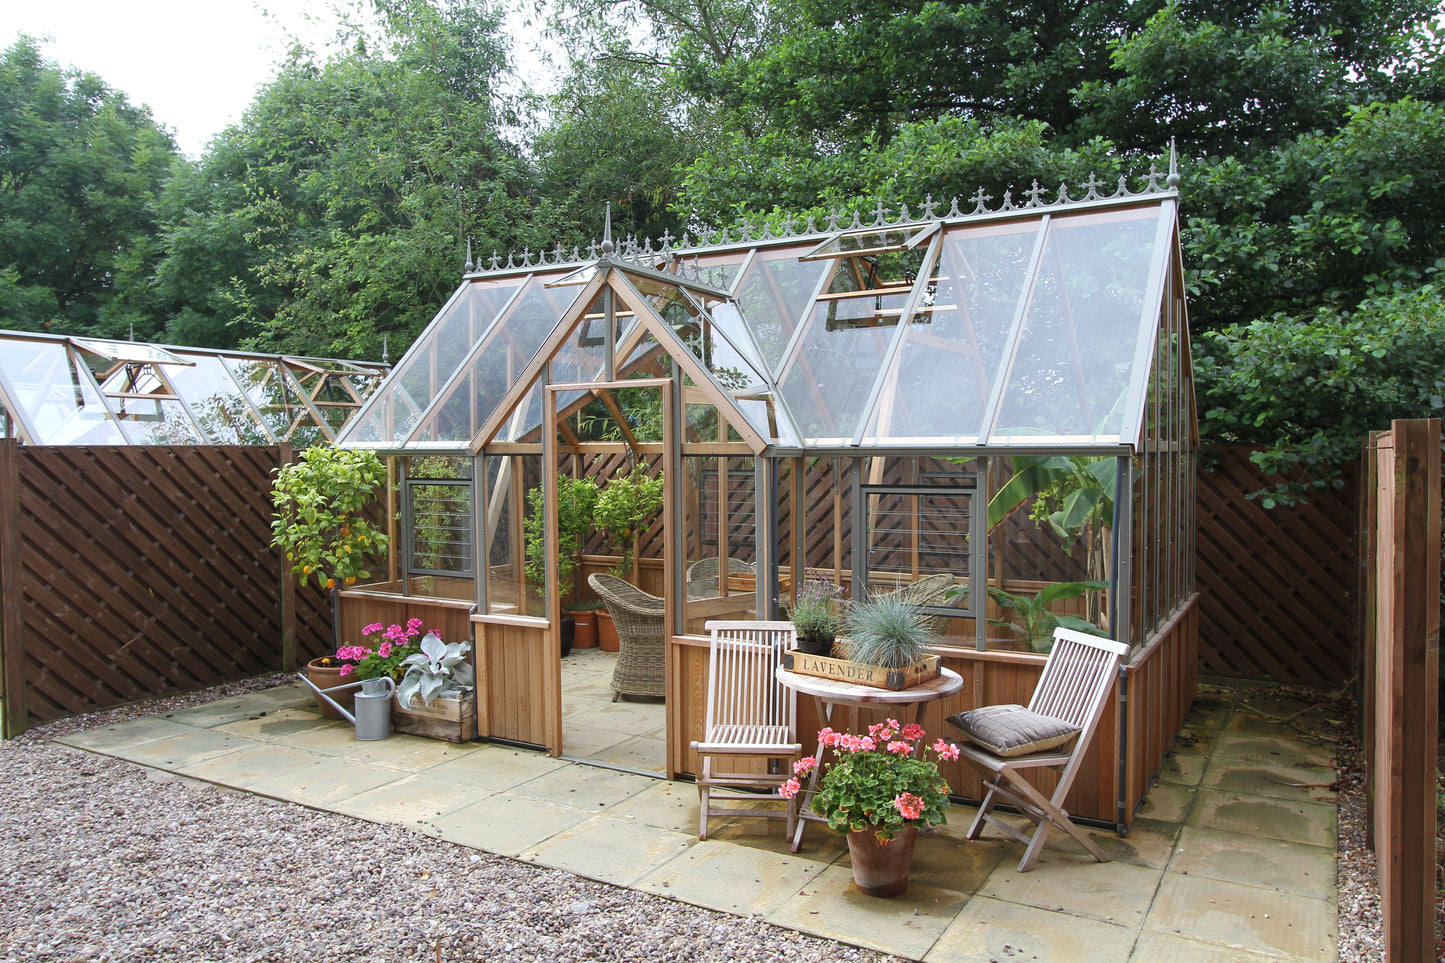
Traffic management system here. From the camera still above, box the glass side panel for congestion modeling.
[0,341,126,444]
[412,275,584,445]
[732,245,831,375]
[865,219,1038,445]
[381,278,525,442]
[225,358,325,446]
[408,479,472,576]
[162,354,272,444]
[991,206,1162,444]
[778,283,912,444]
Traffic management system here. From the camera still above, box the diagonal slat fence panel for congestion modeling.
[0,443,334,733]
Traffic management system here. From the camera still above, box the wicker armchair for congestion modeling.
[588,573,667,701]
[685,557,755,599]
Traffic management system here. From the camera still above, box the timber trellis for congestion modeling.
[0,441,332,735]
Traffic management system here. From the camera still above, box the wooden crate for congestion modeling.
[781,652,940,690]
[393,693,478,743]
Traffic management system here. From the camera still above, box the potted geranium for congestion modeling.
[304,619,425,719]
[783,720,958,897]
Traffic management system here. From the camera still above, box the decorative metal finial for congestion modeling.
[464,238,474,274]
[1167,138,1181,190]
[488,252,501,271]
[600,202,615,257]
[381,334,389,365]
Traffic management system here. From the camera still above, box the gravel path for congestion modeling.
[0,678,898,963]
[0,676,1402,962]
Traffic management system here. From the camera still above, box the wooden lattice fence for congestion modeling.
[0,442,333,734]
[1195,446,1360,687]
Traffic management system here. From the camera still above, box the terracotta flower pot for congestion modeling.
[305,657,356,721]
[570,610,598,649]
[846,824,919,897]
[597,609,620,652]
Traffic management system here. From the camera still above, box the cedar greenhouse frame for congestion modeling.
[337,172,1198,830]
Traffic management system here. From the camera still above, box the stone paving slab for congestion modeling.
[767,863,968,961]
[1169,825,1336,900]
[424,792,596,857]
[924,895,1139,963]
[1143,873,1337,961]
[1188,789,1336,848]
[524,813,697,887]
[977,850,1166,928]
[634,839,833,918]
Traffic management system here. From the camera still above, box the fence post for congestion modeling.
[278,443,296,673]
[1372,418,1440,962]
[0,439,25,737]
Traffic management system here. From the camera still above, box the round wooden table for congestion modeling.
[774,665,963,852]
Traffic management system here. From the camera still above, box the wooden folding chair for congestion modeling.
[951,627,1127,872]
[689,620,802,840]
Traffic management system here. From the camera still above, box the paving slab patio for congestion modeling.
[55,679,1342,962]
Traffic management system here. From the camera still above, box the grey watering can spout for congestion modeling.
[299,672,395,741]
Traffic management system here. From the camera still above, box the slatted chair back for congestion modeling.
[1027,627,1126,750]
[702,620,797,740]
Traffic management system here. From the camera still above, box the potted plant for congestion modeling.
[564,598,606,650]
[787,578,845,656]
[783,720,959,897]
[304,619,425,719]
[988,582,1108,653]
[393,631,478,742]
[524,474,599,654]
[593,467,664,582]
[839,595,937,668]
[271,445,390,590]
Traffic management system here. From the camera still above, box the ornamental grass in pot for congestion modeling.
[838,595,937,668]
[783,720,959,897]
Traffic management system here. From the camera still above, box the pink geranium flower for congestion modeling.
[893,792,924,820]
[794,756,817,775]
[886,740,913,756]
[779,778,802,799]
[933,738,960,762]
[902,723,925,741]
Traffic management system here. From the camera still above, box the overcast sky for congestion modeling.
[2,0,553,158]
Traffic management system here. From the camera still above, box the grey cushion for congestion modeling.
[946,704,1081,758]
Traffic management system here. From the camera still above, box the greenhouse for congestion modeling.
[337,170,1197,829]
[0,329,389,446]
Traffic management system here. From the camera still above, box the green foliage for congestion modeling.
[271,446,390,589]
[0,37,178,338]
[594,468,665,578]
[524,474,601,589]
[398,631,476,708]
[1194,281,1445,504]
[988,583,1109,653]
[841,597,936,669]
[787,578,845,651]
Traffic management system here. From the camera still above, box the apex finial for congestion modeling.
[600,202,615,257]
[1167,138,1181,190]
[464,238,474,274]
[382,334,389,365]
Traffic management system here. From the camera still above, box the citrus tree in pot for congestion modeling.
[271,445,390,592]
[524,473,600,654]
[594,467,664,584]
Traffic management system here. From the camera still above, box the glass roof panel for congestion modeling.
[779,272,913,445]
[409,273,585,445]
[549,294,608,388]
[71,338,190,365]
[226,357,326,446]
[801,223,934,260]
[865,219,1039,445]
[732,245,831,375]
[0,341,127,444]
[990,206,1163,445]
[163,354,273,444]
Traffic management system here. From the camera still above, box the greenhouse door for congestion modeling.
[546,378,674,772]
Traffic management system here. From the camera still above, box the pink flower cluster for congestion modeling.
[334,618,425,676]
[775,718,960,816]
